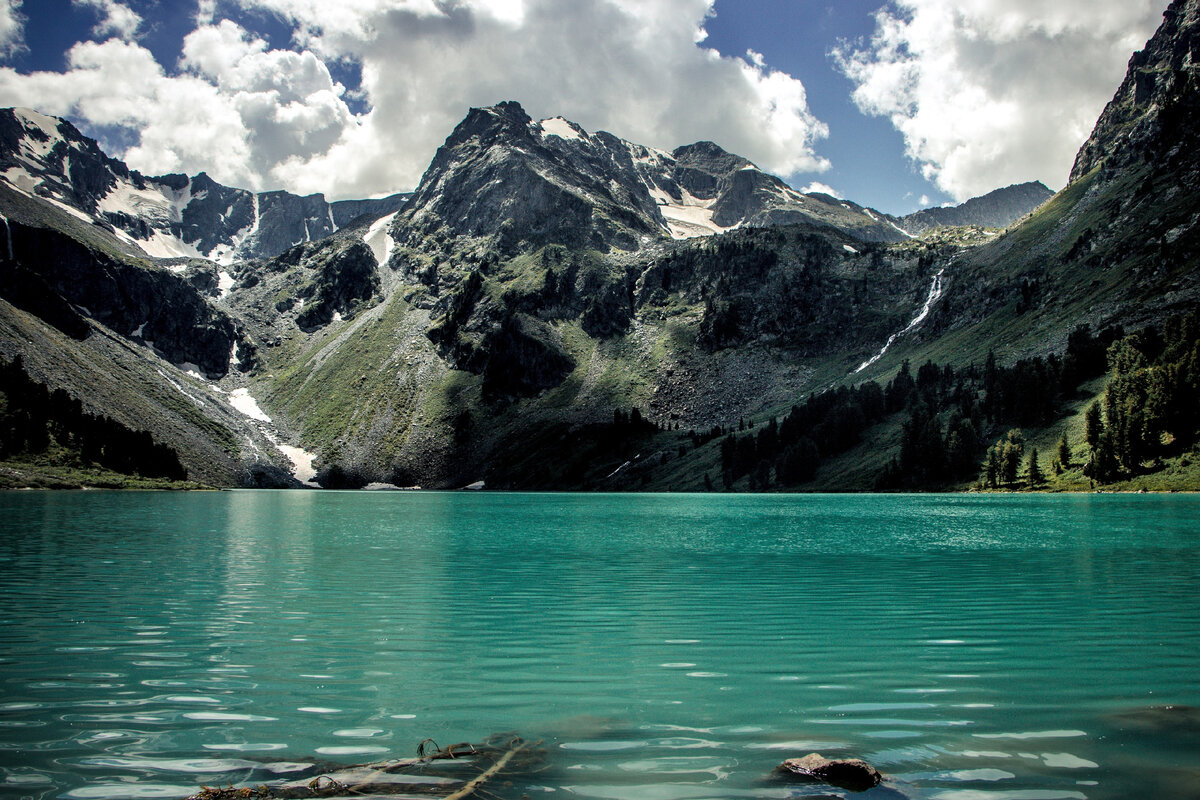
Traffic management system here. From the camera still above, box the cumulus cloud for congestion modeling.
[802,181,842,198]
[0,0,832,200]
[835,0,1169,200]
[239,0,830,197]
[0,22,357,189]
[73,0,143,41]
[0,0,24,58]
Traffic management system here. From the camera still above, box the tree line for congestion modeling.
[1081,310,1200,482]
[0,356,187,480]
[712,323,1129,490]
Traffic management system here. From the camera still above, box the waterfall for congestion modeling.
[853,268,945,375]
[1,214,12,261]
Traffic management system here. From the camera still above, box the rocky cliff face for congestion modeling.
[0,212,244,377]
[1071,0,1200,183]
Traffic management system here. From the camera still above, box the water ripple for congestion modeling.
[1,491,1197,800]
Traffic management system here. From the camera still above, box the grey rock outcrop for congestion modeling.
[1071,0,1200,182]
[291,239,382,331]
[776,753,883,792]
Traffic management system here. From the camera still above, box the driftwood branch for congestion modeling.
[442,738,532,800]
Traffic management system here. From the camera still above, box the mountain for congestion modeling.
[392,100,912,256]
[1071,0,1200,184]
[900,182,1053,235]
[0,108,407,263]
[1,0,1196,492]
[920,0,1200,357]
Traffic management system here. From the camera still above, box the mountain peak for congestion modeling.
[900,181,1053,234]
[489,100,530,120]
[1069,0,1200,182]
[672,140,753,171]
[447,100,534,146]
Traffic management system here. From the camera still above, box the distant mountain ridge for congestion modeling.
[900,182,1053,235]
[0,107,408,263]
[0,103,1053,268]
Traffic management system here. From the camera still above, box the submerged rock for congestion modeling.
[1107,704,1200,737]
[776,753,883,792]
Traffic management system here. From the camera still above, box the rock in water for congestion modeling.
[776,753,883,792]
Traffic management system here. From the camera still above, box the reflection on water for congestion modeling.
[1,491,1199,800]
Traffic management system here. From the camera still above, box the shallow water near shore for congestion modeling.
[1,491,1198,800]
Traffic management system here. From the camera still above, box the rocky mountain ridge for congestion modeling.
[1,0,1195,491]
[0,101,1050,275]
[392,100,917,257]
[1071,0,1200,183]
[900,182,1053,235]
[0,107,408,264]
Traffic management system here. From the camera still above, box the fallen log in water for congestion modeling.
[186,735,539,800]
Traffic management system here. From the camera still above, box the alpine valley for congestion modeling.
[2,0,1198,492]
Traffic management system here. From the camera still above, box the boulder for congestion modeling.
[776,753,883,792]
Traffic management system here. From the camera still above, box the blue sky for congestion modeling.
[0,0,1170,212]
[703,0,948,209]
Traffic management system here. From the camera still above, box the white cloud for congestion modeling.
[196,0,218,25]
[72,0,143,41]
[0,0,832,200]
[0,23,357,189]
[0,0,24,59]
[802,181,842,198]
[835,0,1169,200]
[243,0,830,198]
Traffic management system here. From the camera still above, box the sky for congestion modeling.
[0,0,1172,214]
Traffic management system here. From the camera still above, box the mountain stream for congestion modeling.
[853,268,945,375]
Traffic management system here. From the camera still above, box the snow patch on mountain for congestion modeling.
[539,116,584,142]
[364,211,398,266]
[136,230,206,260]
[14,108,58,137]
[277,445,318,483]
[44,196,93,223]
[229,388,272,422]
[2,166,37,194]
[98,179,178,226]
[648,184,738,239]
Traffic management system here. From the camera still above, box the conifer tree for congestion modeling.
[984,446,999,489]
[999,429,1025,485]
[1085,401,1104,450]
[1027,447,1043,487]
[1057,432,1071,468]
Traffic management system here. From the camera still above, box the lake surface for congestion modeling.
[1,491,1198,800]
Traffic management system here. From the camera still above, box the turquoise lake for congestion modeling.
[1,491,1198,800]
